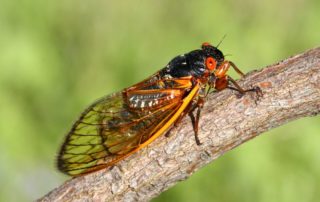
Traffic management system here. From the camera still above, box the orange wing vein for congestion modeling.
[57,77,198,176]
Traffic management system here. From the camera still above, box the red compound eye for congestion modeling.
[206,57,216,70]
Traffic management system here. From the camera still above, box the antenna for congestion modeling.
[224,53,233,58]
[216,34,227,48]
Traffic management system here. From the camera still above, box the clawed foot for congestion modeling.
[235,86,263,101]
[248,86,263,104]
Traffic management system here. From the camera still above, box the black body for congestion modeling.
[160,46,224,79]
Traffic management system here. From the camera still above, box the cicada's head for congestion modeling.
[200,42,235,89]
[201,42,225,74]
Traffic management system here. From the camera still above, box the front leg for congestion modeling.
[215,75,262,98]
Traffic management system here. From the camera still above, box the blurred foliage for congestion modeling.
[0,0,319,201]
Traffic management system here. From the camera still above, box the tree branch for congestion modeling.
[38,47,320,202]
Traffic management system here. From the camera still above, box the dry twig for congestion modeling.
[39,47,320,202]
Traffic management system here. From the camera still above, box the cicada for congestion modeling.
[57,42,261,176]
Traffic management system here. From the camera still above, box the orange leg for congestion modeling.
[215,61,245,79]
[215,61,261,96]
[229,61,245,77]
[214,76,229,91]
[215,75,262,98]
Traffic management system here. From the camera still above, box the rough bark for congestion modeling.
[38,47,320,202]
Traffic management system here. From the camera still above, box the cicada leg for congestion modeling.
[164,92,205,146]
[188,97,205,145]
[164,99,195,138]
[215,61,245,79]
[215,61,262,97]
[229,61,245,77]
[164,99,204,145]
[215,75,262,98]
[227,76,262,98]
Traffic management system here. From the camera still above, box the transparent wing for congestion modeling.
[57,89,186,176]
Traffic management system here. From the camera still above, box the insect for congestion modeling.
[57,42,262,176]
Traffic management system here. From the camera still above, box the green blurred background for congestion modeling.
[0,0,319,201]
